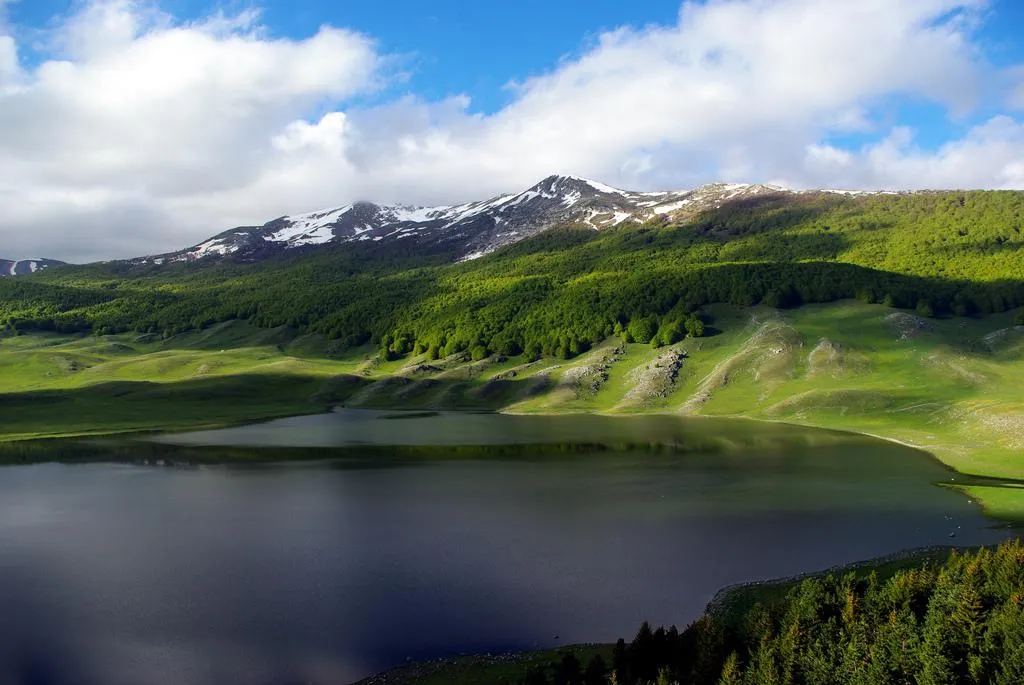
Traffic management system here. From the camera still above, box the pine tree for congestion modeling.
[612,638,629,685]
[583,655,608,685]
[716,652,743,685]
[994,642,1024,685]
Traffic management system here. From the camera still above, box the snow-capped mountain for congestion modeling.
[143,176,844,265]
[0,258,65,277]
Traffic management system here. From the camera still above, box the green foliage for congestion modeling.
[522,541,1024,685]
[3,191,1024,361]
[627,316,659,345]
[684,317,705,338]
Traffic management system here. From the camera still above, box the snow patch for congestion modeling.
[190,238,237,258]
[269,205,351,245]
[562,175,627,195]
[652,199,693,214]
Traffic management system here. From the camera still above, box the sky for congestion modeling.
[1,0,1024,262]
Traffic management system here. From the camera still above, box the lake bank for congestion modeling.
[2,301,1023,518]
[350,543,1010,685]
[0,434,1010,684]
[3,406,1022,526]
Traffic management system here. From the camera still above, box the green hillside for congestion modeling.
[3,191,1024,354]
[1,190,1023,518]
[1,302,1022,518]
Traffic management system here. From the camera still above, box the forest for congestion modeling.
[516,541,1024,685]
[2,190,1023,361]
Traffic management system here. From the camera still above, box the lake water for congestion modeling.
[0,411,1012,685]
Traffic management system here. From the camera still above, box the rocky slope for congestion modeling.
[142,175,856,265]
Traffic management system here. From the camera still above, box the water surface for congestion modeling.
[0,412,1010,684]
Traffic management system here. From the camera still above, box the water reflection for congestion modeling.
[0,414,1013,684]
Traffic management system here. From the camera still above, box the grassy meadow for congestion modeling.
[1,301,1022,518]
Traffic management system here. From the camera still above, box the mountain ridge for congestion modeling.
[139,175,908,266]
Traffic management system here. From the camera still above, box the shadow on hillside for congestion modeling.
[932,240,1024,258]
[0,370,560,439]
[688,193,848,238]
[0,373,342,409]
[716,231,848,262]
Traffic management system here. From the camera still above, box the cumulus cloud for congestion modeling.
[0,0,1021,261]
[802,117,1024,190]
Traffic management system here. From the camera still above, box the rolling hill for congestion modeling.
[1,181,1022,519]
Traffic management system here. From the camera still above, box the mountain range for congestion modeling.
[137,175,896,266]
[5,175,903,273]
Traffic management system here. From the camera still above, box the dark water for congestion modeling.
[0,412,1012,684]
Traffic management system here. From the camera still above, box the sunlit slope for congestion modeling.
[2,303,1021,484]
[490,303,1024,478]
[4,191,1024,357]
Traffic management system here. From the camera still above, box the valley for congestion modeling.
[2,300,1022,520]
[2,178,1024,684]
[4,1,1024,682]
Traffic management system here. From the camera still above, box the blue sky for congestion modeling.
[9,0,685,111]
[1,0,1023,260]
[8,0,1023,138]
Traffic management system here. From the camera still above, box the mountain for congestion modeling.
[144,175,872,265]
[0,258,65,277]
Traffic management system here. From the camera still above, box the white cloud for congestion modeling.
[0,33,17,86]
[1010,67,1024,110]
[801,117,1024,190]
[0,1,380,259]
[0,0,1020,261]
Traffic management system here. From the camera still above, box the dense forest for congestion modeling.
[517,541,1024,685]
[2,191,1023,359]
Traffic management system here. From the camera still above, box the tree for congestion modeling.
[994,643,1024,685]
[652,320,685,347]
[553,653,583,685]
[583,655,608,685]
[627,317,659,345]
[716,652,743,685]
[612,638,630,685]
[684,316,705,338]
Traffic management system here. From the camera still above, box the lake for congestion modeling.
[0,411,1012,685]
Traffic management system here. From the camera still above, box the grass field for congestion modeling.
[1,302,1022,516]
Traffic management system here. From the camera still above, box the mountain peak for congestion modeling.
[534,174,627,196]
[142,175,846,267]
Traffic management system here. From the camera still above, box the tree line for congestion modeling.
[517,541,1024,685]
[2,190,1023,360]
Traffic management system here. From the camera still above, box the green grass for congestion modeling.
[1,302,1023,519]
[0,321,375,438]
[957,484,1024,522]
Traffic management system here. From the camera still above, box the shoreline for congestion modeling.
[2,410,1020,685]
[4,405,1023,488]
[347,542,1001,685]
